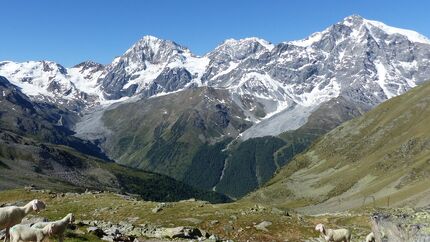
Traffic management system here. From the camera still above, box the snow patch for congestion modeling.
[364,19,430,45]
[374,60,394,99]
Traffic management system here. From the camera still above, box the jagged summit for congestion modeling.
[73,60,104,69]
[124,35,189,56]
[0,15,429,136]
[217,37,274,50]
[288,14,430,47]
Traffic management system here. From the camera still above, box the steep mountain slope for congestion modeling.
[0,76,229,203]
[0,76,106,159]
[89,87,251,185]
[247,81,430,213]
[217,96,368,198]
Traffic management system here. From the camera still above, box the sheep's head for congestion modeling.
[68,213,75,223]
[31,199,46,212]
[315,223,325,234]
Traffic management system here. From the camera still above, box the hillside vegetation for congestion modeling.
[248,81,430,213]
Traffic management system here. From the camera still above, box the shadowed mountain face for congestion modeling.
[0,76,107,160]
[0,76,230,203]
[247,81,430,213]
[99,87,251,183]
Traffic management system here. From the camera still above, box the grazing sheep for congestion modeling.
[315,223,351,242]
[9,223,54,242]
[365,232,375,242]
[31,213,74,242]
[0,200,46,242]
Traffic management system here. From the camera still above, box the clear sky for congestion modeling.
[1,0,429,67]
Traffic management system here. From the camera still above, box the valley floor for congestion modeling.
[0,189,376,241]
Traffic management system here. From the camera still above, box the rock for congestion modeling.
[254,221,272,232]
[152,202,167,213]
[223,224,234,234]
[128,216,140,223]
[199,229,210,239]
[104,227,120,236]
[210,220,219,225]
[208,234,219,241]
[271,207,284,215]
[152,207,162,213]
[87,226,105,237]
[371,207,430,242]
[129,227,144,237]
[24,185,36,191]
[155,226,203,239]
[101,235,115,242]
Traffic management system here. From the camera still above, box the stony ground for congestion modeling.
[0,189,378,241]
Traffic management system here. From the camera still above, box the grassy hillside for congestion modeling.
[247,81,430,213]
[0,130,230,203]
[0,189,374,242]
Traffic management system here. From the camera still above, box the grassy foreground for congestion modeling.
[0,189,374,241]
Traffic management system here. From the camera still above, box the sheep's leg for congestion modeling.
[3,228,9,242]
[10,235,17,242]
[58,234,64,242]
[37,235,44,242]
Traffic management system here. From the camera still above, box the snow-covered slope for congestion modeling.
[0,60,104,110]
[1,15,430,138]
[98,35,210,99]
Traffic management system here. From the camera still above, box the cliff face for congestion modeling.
[371,207,430,242]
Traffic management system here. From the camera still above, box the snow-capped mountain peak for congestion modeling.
[1,15,430,138]
[288,14,430,48]
[363,19,430,45]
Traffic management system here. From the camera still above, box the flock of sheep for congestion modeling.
[0,199,378,242]
[0,199,74,242]
[315,223,375,242]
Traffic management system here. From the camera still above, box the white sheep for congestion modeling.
[365,232,375,242]
[9,223,55,242]
[0,199,46,242]
[315,223,351,242]
[31,213,75,242]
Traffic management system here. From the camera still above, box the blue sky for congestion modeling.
[1,0,429,67]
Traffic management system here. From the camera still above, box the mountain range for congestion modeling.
[1,15,429,199]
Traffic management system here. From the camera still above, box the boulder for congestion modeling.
[87,226,106,238]
[254,221,272,232]
[154,226,203,239]
[371,207,430,242]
